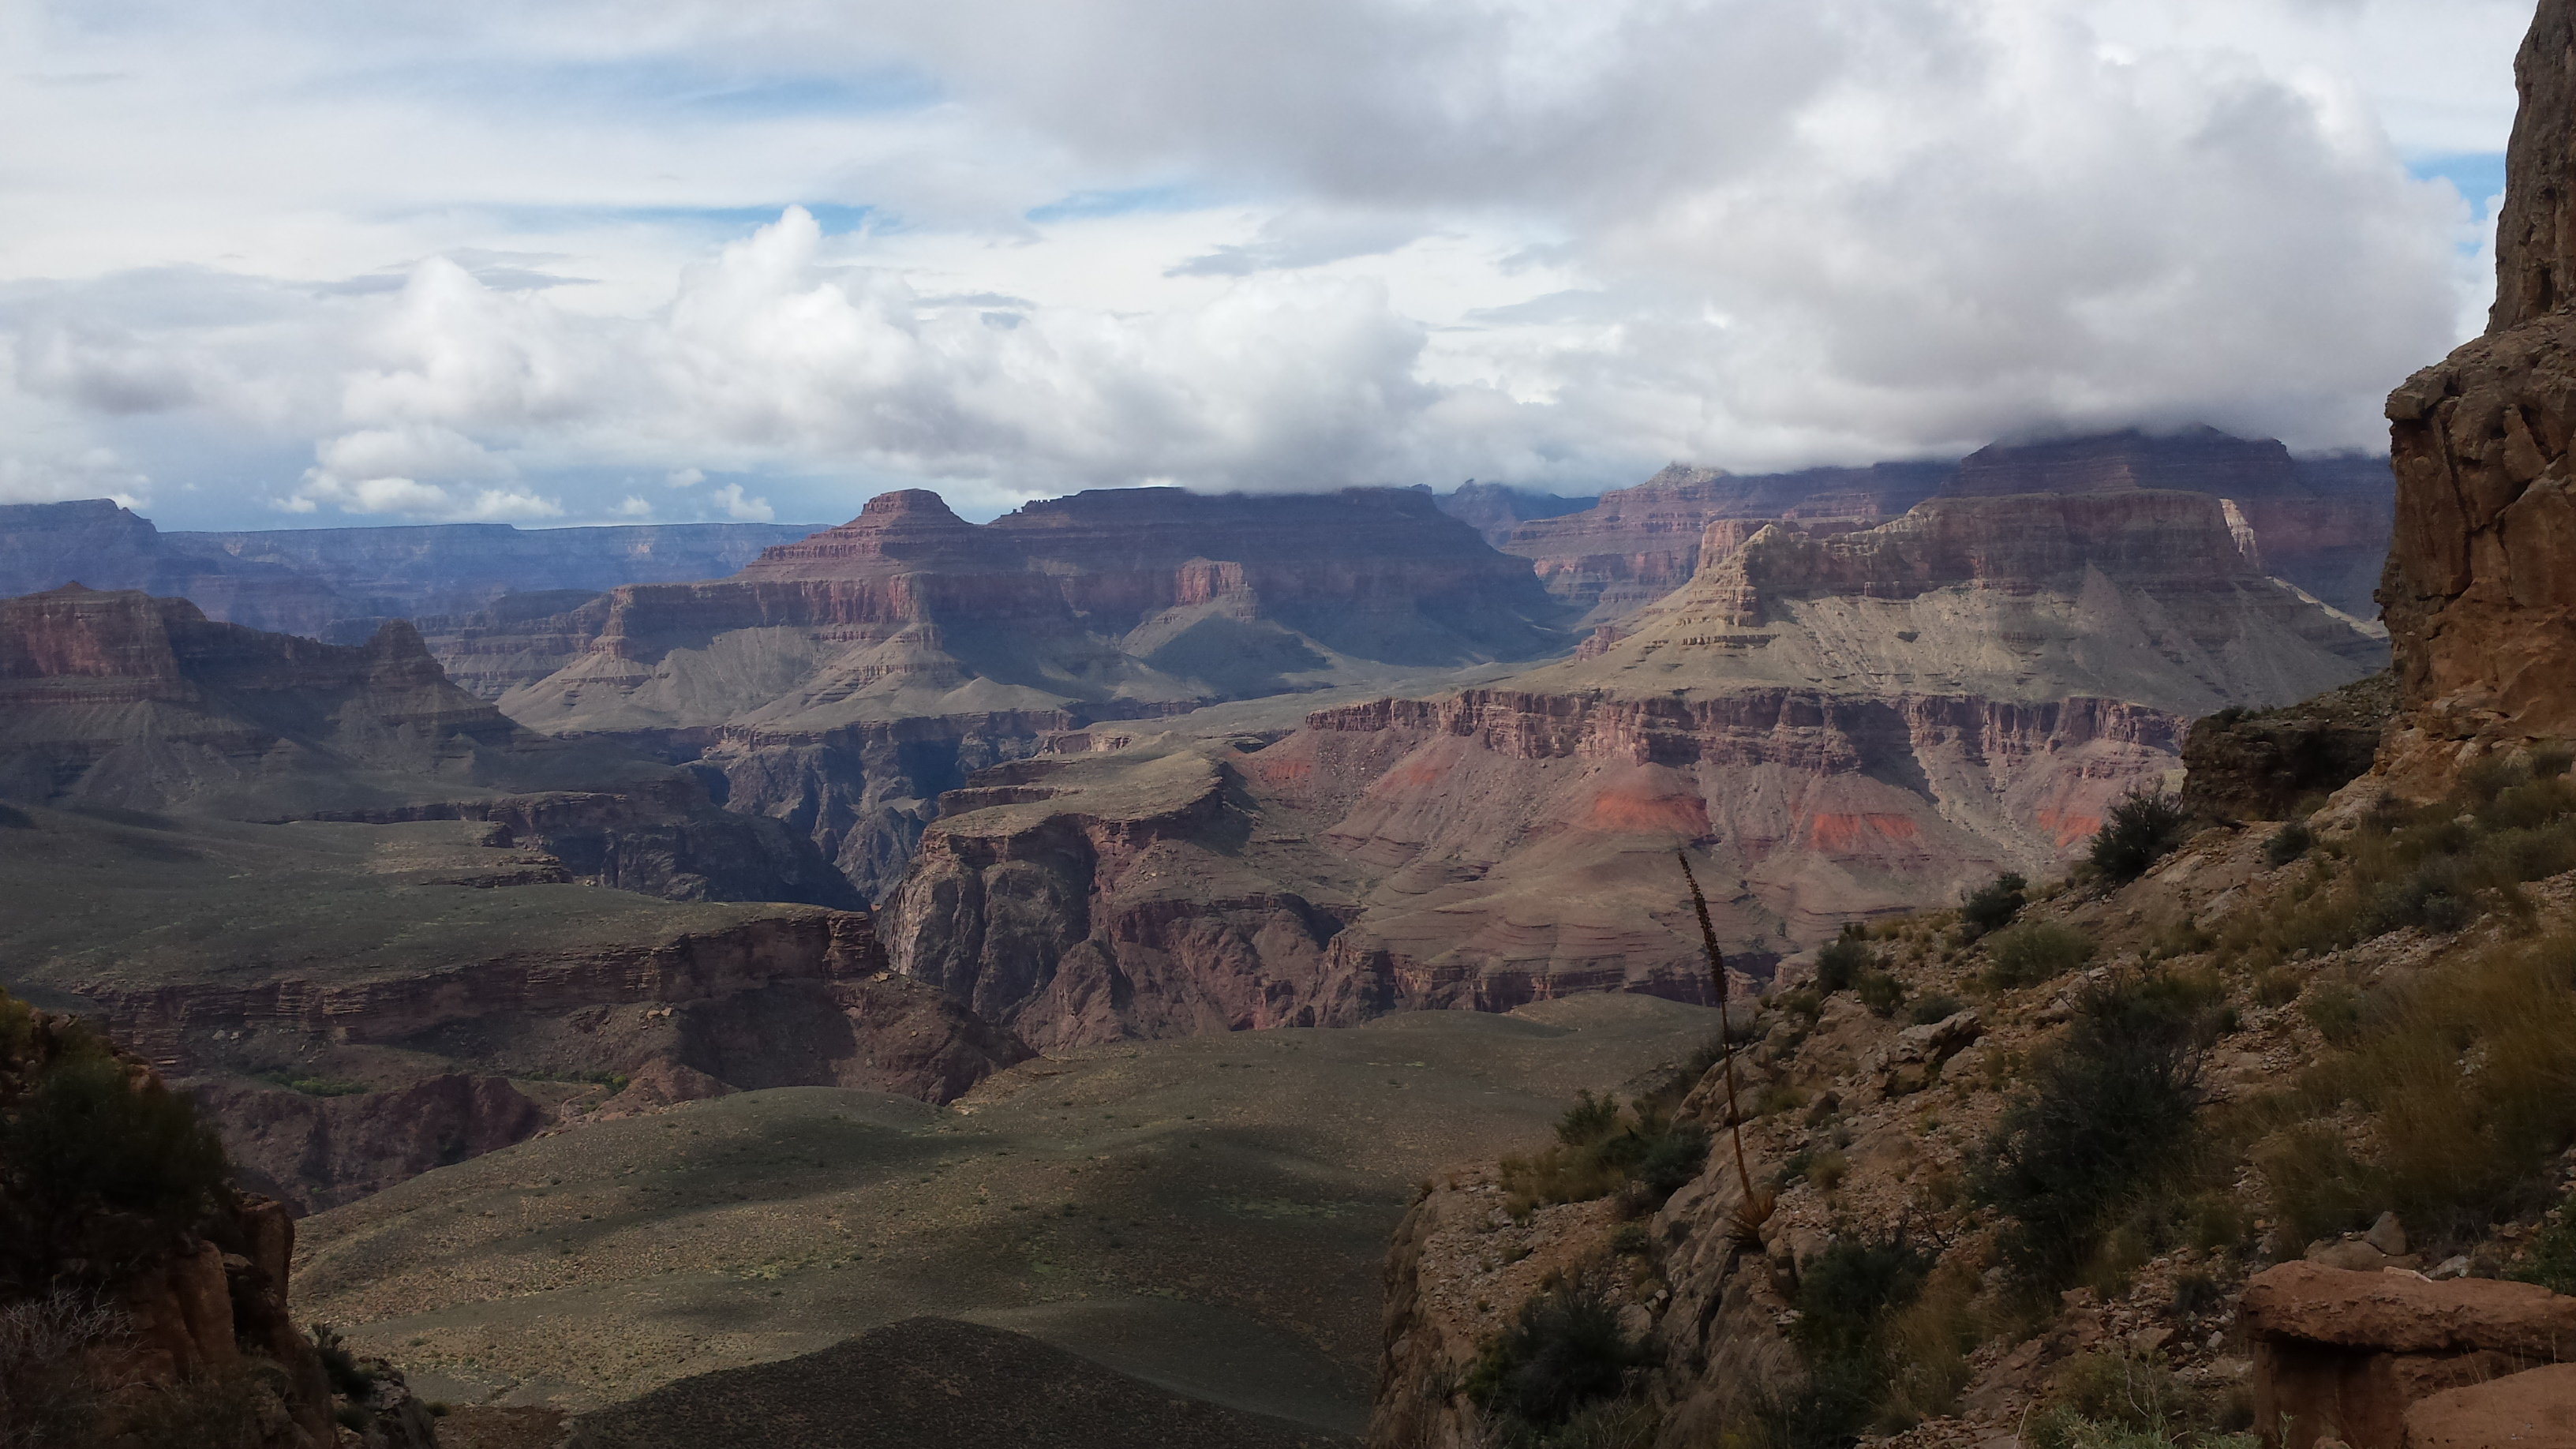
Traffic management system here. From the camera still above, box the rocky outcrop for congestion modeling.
[189,1074,551,1214]
[1497,461,1949,624]
[0,584,521,811]
[2379,0,2576,794]
[2181,672,2396,822]
[2404,1361,2576,1448]
[2239,1262,2576,1449]
[883,751,1378,1049]
[78,907,1031,1110]
[1497,433,2394,627]
[0,500,349,638]
[1,998,342,1448]
[1434,481,1592,547]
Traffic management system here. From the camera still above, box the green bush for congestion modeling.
[0,1046,231,1292]
[1985,923,2097,990]
[1908,993,1964,1026]
[2091,792,2191,884]
[2510,1208,2576,1295]
[1815,924,1874,994]
[1465,1286,1651,1433]
[1971,975,2208,1289]
[1762,1234,1939,1446]
[1960,873,2028,938]
[1502,1099,1712,1217]
[2263,822,2312,867]
[1857,972,1906,1018]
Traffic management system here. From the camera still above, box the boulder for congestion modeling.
[2241,1263,2576,1449]
[2402,1361,2576,1448]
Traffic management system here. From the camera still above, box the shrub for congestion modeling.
[2263,822,2313,867]
[2091,792,2191,884]
[1908,993,1964,1026]
[1985,923,2097,990]
[1970,974,2208,1289]
[0,1047,231,1292]
[2263,933,2576,1245]
[1857,972,1906,1018]
[2510,1207,2576,1295]
[1960,873,2028,938]
[1815,924,1874,994]
[0,1291,125,1445]
[2027,1350,2252,1449]
[1762,1234,1944,1443]
[1465,1285,1651,1432]
[1503,1099,1712,1217]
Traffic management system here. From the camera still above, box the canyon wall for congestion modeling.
[1498,430,2391,626]
[2380,0,2576,792]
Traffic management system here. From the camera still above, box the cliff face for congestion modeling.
[0,584,521,811]
[2380,0,2576,792]
[887,470,2379,1048]
[1434,481,1592,547]
[489,485,1573,901]
[1501,432,2392,627]
[0,499,813,645]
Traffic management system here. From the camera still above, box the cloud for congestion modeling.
[0,0,2533,526]
[710,481,773,521]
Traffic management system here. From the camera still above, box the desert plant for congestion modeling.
[1970,974,2209,1289]
[1857,971,1907,1018]
[0,1046,230,1294]
[1814,923,1874,995]
[2091,791,2191,883]
[1908,992,1964,1026]
[1984,922,2097,990]
[1960,873,2027,938]
[2263,822,2313,867]
[1761,1233,1949,1443]
[2510,1207,2576,1295]
[0,1290,127,1446]
[2263,932,2576,1245]
[1465,1285,1651,1433]
[1502,1100,1712,1217]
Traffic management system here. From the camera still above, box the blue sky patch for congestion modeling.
[2409,152,2507,206]
[1025,185,1211,224]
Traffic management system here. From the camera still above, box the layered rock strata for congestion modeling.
[79,908,1028,1110]
[1500,430,2392,626]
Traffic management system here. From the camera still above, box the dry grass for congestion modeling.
[2257,930,2576,1245]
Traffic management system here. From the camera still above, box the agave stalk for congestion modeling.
[1678,851,1773,1242]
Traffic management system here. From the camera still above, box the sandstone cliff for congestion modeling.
[1500,430,2392,627]
[889,477,2381,1048]
[2382,2,2576,792]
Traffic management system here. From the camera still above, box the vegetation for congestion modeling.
[0,991,231,1295]
[1906,992,1964,1026]
[1501,1092,1713,1219]
[2090,792,2191,884]
[1762,1233,1979,1443]
[1855,970,1906,1018]
[1464,1283,1654,1445]
[1960,872,2027,938]
[1814,923,1873,994]
[2262,822,2313,868]
[2026,1351,2253,1449]
[2218,758,2576,967]
[1983,922,2097,990]
[1970,973,2215,1290]
[2259,930,2576,1247]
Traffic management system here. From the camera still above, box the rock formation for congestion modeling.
[0,582,861,906]
[481,485,1570,900]
[189,1074,551,1214]
[2180,672,2395,822]
[1434,480,1593,547]
[2240,1263,2576,1449]
[1500,431,2392,627]
[887,480,2380,1046]
[2382,3,2576,793]
[0,994,348,1448]
[0,498,813,643]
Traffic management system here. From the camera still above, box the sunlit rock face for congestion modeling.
[2381,0,2576,793]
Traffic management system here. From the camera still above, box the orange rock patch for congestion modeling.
[1584,789,1710,837]
[1807,812,1921,852]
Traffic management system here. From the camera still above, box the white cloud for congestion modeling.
[710,481,773,521]
[0,0,2533,526]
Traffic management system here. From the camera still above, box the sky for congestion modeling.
[0,0,2540,530]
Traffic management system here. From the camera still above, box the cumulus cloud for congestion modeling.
[0,0,2533,526]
